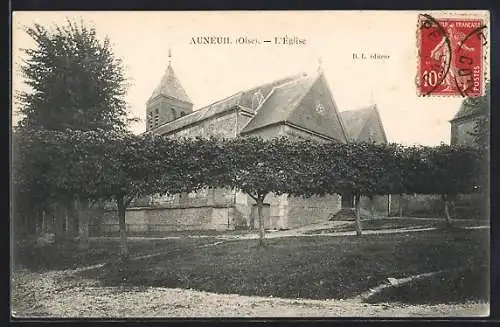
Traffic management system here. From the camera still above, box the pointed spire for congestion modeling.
[149,48,192,104]
[317,57,323,75]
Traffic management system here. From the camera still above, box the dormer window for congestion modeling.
[251,90,265,110]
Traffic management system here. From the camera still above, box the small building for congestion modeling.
[450,101,485,147]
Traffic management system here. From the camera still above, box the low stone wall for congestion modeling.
[286,194,342,229]
[95,205,233,235]
[359,193,484,219]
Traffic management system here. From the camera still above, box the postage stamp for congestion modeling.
[417,14,488,97]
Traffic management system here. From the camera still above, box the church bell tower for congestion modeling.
[146,49,193,131]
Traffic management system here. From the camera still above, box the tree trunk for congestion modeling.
[64,206,71,239]
[341,192,354,209]
[398,194,404,217]
[41,210,47,234]
[354,194,362,236]
[117,195,129,258]
[76,197,89,249]
[442,194,453,227]
[53,203,66,243]
[369,195,375,219]
[387,194,391,217]
[249,212,255,231]
[257,198,266,247]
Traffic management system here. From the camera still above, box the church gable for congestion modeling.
[357,106,387,143]
[340,105,387,143]
[286,74,348,143]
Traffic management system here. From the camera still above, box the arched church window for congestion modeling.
[180,111,186,117]
[251,90,265,110]
[171,108,177,120]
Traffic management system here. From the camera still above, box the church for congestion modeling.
[99,56,388,234]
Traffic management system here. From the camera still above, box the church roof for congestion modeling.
[240,75,317,133]
[153,73,307,135]
[340,105,377,141]
[150,64,192,104]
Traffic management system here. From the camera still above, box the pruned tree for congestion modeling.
[317,142,403,235]
[225,137,299,246]
[89,133,163,258]
[416,144,481,226]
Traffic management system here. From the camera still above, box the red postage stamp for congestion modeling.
[417,14,487,97]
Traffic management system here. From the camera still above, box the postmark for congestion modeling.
[417,14,488,97]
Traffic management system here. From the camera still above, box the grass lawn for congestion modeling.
[365,267,490,305]
[304,218,486,235]
[13,237,215,272]
[83,229,489,303]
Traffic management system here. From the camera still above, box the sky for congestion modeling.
[11,11,489,146]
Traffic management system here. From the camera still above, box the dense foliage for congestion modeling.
[16,20,131,132]
[13,131,483,247]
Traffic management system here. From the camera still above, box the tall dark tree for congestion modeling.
[13,19,135,243]
[16,19,132,132]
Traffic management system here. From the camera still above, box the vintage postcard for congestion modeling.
[11,11,490,318]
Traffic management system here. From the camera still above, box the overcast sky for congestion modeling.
[12,11,489,145]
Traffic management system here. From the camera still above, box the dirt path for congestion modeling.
[11,269,488,318]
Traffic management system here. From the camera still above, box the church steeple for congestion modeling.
[146,48,193,131]
[317,57,323,75]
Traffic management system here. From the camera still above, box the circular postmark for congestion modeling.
[453,25,488,97]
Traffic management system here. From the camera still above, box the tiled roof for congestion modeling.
[153,73,307,135]
[340,105,375,141]
[237,74,305,109]
[150,64,192,104]
[154,92,242,135]
[240,75,317,133]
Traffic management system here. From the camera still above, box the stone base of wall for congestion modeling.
[286,194,342,229]
[91,192,486,236]
[95,205,234,235]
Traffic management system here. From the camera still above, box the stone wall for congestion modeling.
[283,125,336,143]
[286,194,342,228]
[97,205,233,235]
[152,188,235,208]
[451,118,479,147]
[244,124,287,140]
[169,111,238,139]
[358,195,391,215]
[358,193,484,219]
